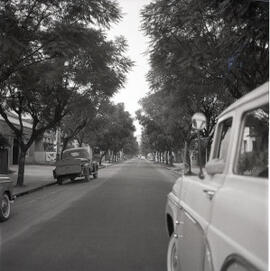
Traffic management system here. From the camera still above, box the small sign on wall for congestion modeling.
[45,152,56,162]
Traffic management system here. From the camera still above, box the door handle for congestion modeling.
[203,189,216,200]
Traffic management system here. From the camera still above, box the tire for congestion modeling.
[0,193,11,222]
[57,177,63,185]
[84,169,90,182]
[93,172,98,179]
[167,234,179,271]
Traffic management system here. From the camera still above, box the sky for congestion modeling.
[108,0,152,141]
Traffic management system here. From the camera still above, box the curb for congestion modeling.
[164,167,182,177]
[14,181,57,198]
[165,167,182,176]
[151,161,183,176]
[13,163,112,197]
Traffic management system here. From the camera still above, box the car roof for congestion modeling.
[218,82,269,119]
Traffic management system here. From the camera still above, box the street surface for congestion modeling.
[1,159,178,271]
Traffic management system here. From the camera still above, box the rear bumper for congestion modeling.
[53,168,82,179]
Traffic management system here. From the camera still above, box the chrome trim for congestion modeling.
[0,180,12,184]
[203,189,216,200]
[184,211,197,224]
[221,253,260,271]
[167,193,180,208]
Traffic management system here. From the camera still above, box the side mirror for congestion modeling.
[192,113,207,131]
[205,159,225,175]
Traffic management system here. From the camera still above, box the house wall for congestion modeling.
[0,118,56,166]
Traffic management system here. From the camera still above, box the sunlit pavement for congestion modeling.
[1,158,177,271]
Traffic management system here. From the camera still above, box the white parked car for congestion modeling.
[166,82,268,271]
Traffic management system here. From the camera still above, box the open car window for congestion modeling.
[235,104,269,178]
[213,118,233,161]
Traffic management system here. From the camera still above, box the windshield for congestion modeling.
[62,149,90,160]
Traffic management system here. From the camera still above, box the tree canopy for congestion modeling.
[0,0,133,185]
[139,0,268,170]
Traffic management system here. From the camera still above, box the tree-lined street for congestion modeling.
[1,159,177,271]
[0,0,268,270]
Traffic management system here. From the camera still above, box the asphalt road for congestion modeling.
[1,159,178,271]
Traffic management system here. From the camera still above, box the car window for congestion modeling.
[70,152,80,157]
[62,149,90,159]
[236,105,268,178]
[214,118,232,161]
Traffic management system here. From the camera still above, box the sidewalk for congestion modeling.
[9,162,112,197]
[9,164,56,197]
[154,161,205,176]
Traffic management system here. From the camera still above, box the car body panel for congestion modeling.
[54,147,98,180]
[0,175,14,222]
[208,174,268,271]
[166,82,268,271]
[0,175,14,199]
[55,159,83,176]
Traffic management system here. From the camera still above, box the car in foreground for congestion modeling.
[166,82,268,271]
[53,147,98,185]
[0,175,15,222]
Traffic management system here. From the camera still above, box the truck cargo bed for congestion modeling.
[55,159,82,176]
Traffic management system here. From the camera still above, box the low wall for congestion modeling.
[32,151,56,165]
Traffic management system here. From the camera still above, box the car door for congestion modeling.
[207,103,268,271]
[174,116,234,271]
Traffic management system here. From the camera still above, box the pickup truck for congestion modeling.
[53,147,98,185]
[0,175,15,222]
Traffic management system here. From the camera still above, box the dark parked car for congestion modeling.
[0,175,15,222]
[53,147,98,185]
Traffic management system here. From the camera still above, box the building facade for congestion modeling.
[0,113,56,167]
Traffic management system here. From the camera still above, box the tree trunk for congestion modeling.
[169,150,173,166]
[108,150,112,163]
[16,147,26,186]
[99,151,107,165]
[165,151,169,165]
[152,152,155,162]
[61,137,69,158]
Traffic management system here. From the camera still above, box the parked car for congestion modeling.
[53,147,98,185]
[0,175,15,222]
[166,82,268,271]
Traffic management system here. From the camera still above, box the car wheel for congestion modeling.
[0,193,11,222]
[57,177,63,185]
[84,169,90,182]
[93,171,98,179]
[167,234,179,271]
